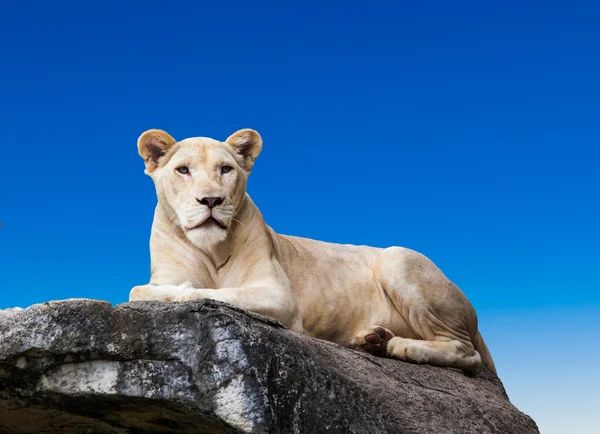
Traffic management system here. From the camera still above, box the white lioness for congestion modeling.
[130,128,496,375]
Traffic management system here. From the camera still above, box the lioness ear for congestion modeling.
[138,129,177,173]
[226,129,263,171]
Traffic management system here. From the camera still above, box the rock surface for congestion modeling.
[0,299,539,433]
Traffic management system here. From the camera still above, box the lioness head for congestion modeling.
[138,128,262,247]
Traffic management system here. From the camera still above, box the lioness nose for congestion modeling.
[197,196,224,209]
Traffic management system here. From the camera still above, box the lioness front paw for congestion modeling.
[174,288,201,302]
[352,326,395,357]
[129,284,186,302]
[129,285,156,301]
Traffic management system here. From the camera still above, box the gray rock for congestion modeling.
[0,299,538,433]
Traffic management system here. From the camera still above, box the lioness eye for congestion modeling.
[221,165,233,174]
[176,166,189,175]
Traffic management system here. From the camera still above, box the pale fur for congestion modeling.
[131,128,496,374]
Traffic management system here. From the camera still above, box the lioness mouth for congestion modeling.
[188,217,227,231]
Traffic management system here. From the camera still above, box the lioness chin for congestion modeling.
[131,128,496,375]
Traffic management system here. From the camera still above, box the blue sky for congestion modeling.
[1,1,598,431]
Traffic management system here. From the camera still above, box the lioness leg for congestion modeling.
[130,282,304,332]
[351,325,480,373]
[385,336,481,374]
[374,247,488,374]
[129,283,190,302]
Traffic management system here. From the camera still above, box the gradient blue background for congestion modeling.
[1,1,598,431]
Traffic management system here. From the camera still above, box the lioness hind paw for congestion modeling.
[353,326,394,357]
